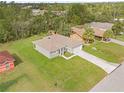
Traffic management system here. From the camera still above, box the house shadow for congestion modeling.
[12,54,23,66]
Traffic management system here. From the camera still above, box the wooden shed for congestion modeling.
[0,51,15,73]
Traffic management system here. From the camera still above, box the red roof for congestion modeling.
[0,51,15,65]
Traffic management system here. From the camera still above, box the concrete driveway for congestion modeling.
[111,38,124,46]
[74,50,120,74]
[90,62,124,92]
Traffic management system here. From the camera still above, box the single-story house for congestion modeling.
[70,25,85,41]
[70,22,113,41]
[32,9,47,16]
[90,22,113,38]
[0,51,15,73]
[33,34,82,58]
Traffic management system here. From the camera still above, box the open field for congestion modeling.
[83,41,124,63]
[0,34,106,92]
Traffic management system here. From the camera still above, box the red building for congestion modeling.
[0,51,15,73]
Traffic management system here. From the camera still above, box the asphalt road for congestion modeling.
[90,62,124,92]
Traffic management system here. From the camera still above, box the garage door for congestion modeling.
[73,45,82,53]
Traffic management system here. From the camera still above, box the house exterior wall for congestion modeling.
[50,50,60,58]
[35,44,59,58]
[72,45,82,53]
[35,44,51,58]
[0,61,14,73]
[34,44,83,59]
[66,44,82,53]
[10,62,14,69]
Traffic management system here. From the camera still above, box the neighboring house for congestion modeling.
[90,22,113,40]
[32,9,66,16]
[51,10,66,16]
[71,22,113,41]
[22,5,32,9]
[114,18,124,22]
[70,25,85,41]
[32,9,47,16]
[33,34,82,58]
[0,51,15,73]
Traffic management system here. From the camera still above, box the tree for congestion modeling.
[0,21,6,42]
[67,4,94,25]
[103,29,114,40]
[0,3,124,43]
[112,21,123,35]
[0,3,32,43]
[83,24,94,43]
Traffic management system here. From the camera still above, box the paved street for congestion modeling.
[74,50,120,74]
[90,62,124,92]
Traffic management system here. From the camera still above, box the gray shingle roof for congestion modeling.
[90,22,113,30]
[33,34,82,52]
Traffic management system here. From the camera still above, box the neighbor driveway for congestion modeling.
[90,62,124,92]
[111,38,124,46]
[74,50,120,74]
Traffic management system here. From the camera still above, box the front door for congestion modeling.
[61,48,64,55]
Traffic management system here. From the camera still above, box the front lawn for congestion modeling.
[64,52,73,57]
[115,34,124,42]
[83,41,124,63]
[0,34,106,92]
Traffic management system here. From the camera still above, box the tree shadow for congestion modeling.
[12,54,23,66]
[0,74,26,92]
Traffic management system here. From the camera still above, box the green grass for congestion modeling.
[0,34,106,92]
[83,41,124,63]
[115,34,124,42]
[64,52,73,57]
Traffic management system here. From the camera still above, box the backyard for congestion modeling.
[83,41,124,63]
[0,33,106,92]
